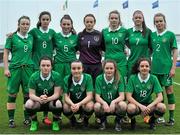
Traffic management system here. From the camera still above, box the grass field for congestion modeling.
[0,67,180,134]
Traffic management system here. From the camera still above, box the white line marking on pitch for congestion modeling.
[173,82,180,86]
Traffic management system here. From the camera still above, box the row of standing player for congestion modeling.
[3,9,178,130]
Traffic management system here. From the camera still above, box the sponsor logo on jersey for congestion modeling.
[38,83,42,87]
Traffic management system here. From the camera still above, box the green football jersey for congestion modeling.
[151,30,178,74]
[5,33,34,69]
[127,28,151,72]
[102,27,127,66]
[63,73,93,103]
[29,28,56,69]
[28,71,62,97]
[95,74,124,104]
[54,32,78,63]
[126,74,163,104]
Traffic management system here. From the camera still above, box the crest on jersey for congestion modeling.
[49,36,52,40]
[70,40,73,44]
[118,33,122,37]
[147,85,152,90]
[114,85,118,90]
[49,82,54,87]
[81,37,84,40]
[94,36,99,42]
[81,86,85,92]
[162,38,167,43]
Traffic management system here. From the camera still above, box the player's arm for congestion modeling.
[126,92,146,111]
[77,92,93,107]
[29,88,43,103]
[47,86,61,102]
[147,92,163,109]
[95,93,108,107]
[64,93,74,106]
[3,48,11,77]
[170,48,178,77]
[112,92,125,104]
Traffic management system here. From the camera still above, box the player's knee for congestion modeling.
[117,101,127,112]
[25,99,36,109]
[84,101,94,112]
[63,103,71,113]
[49,100,62,111]
[156,103,166,113]
[127,103,137,115]
[94,102,101,112]
[55,100,62,108]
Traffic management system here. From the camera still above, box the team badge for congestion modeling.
[49,36,52,40]
[147,85,152,90]
[162,38,167,43]
[70,40,73,44]
[135,85,139,88]
[49,82,54,87]
[118,33,122,37]
[114,85,118,90]
[107,34,110,37]
[94,36,99,42]
[81,37,84,40]
[58,40,62,43]
[70,88,73,92]
[102,86,106,90]
[81,86,85,92]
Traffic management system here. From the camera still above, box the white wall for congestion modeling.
[0,0,180,46]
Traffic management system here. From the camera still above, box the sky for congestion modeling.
[0,0,180,46]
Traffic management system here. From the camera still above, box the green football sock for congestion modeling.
[8,109,15,120]
[169,110,174,121]
[24,110,29,120]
